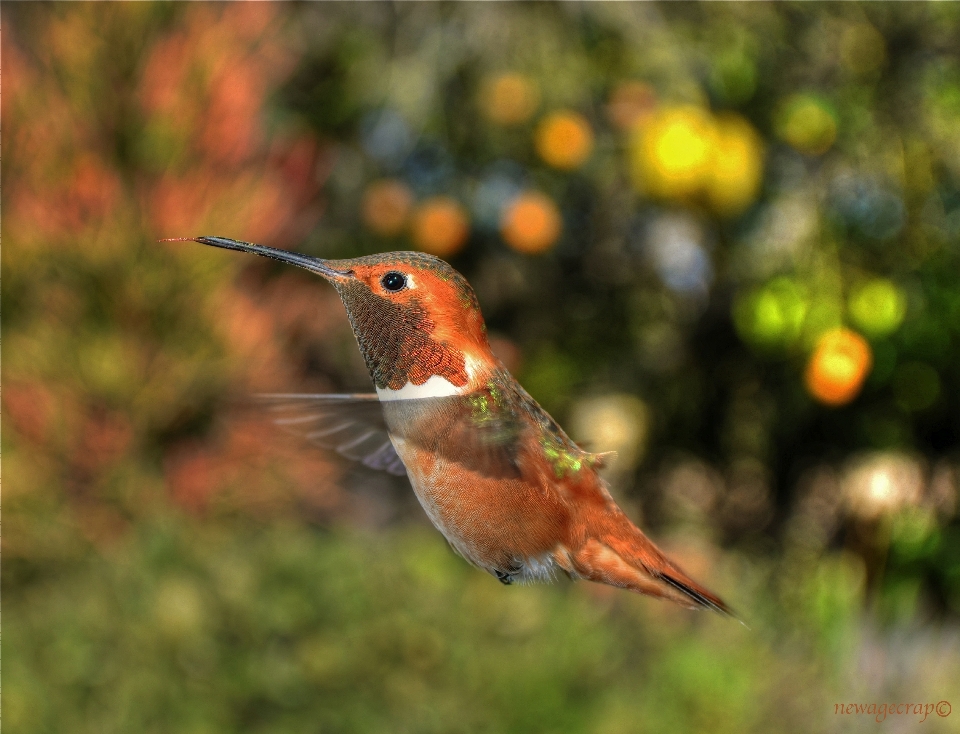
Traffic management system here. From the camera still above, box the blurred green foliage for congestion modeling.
[3,3,960,732]
[12,514,957,734]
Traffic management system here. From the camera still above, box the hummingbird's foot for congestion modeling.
[494,568,521,585]
[493,569,518,586]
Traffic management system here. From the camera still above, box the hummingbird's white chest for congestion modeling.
[374,375,464,401]
[374,352,488,401]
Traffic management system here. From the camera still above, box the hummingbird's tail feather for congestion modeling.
[562,520,735,616]
[655,571,733,616]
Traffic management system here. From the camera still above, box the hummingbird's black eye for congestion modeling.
[381,272,407,292]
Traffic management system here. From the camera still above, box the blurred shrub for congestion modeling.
[10,514,960,734]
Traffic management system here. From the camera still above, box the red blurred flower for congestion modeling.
[140,34,190,115]
[3,382,58,446]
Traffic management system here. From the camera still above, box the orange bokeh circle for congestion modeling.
[535,111,594,170]
[805,328,873,406]
[501,191,562,254]
[411,197,470,257]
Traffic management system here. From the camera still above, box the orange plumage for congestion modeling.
[182,236,733,616]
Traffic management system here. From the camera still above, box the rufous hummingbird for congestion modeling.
[175,236,732,615]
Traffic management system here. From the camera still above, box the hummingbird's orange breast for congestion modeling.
[377,378,600,582]
[391,433,573,576]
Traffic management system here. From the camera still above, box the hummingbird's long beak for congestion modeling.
[165,236,354,282]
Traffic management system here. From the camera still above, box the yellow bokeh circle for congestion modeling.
[707,114,765,216]
[631,106,764,216]
[631,105,717,199]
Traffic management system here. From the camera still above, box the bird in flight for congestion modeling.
[172,236,733,615]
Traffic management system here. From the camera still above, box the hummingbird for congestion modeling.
[176,235,733,615]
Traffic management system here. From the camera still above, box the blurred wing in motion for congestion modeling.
[257,371,583,482]
[381,392,525,480]
[258,394,407,476]
[380,371,578,481]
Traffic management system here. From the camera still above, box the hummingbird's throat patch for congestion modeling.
[338,285,469,391]
[376,375,464,401]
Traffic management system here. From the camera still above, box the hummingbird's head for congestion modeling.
[184,237,492,391]
[321,250,493,391]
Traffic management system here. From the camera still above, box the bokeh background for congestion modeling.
[4,3,960,732]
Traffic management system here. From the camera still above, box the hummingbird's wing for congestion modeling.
[380,371,585,481]
[381,392,525,479]
[256,372,586,482]
[257,383,532,480]
[257,394,407,476]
